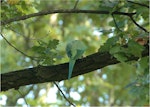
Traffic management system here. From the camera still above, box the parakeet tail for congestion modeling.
[68,59,76,79]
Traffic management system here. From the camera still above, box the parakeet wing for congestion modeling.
[66,43,72,58]
[73,49,85,59]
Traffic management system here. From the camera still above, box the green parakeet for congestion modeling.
[66,40,87,79]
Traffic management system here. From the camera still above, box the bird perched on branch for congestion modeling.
[66,40,87,79]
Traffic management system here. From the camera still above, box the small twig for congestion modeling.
[0,0,2,2]
[17,90,29,107]
[73,0,79,9]
[0,33,38,60]
[112,14,122,31]
[129,16,149,33]
[5,26,50,41]
[124,80,138,89]
[127,0,149,8]
[53,82,76,107]
[4,26,27,38]
[99,29,114,33]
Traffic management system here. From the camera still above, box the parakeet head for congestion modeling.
[66,40,87,59]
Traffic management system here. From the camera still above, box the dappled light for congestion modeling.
[1,0,149,106]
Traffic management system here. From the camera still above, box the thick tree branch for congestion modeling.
[1,44,148,91]
[1,9,136,25]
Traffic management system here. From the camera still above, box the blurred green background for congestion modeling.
[0,0,149,106]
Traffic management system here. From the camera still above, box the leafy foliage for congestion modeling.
[31,39,60,65]
[127,39,145,57]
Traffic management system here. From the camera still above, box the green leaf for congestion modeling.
[42,58,54,65]
[37,40,47,46]
[44,47,51,54]
[99,43,110,52]
[107,36,119,45]
[139,56,149,70]
[99,36,119,52]
[31,46,45,54]
[109,45,121,54]
[113,53,128,62]
[128,40,145,57]
[48,39,59,49]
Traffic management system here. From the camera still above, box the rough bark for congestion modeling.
[1,44,148,91]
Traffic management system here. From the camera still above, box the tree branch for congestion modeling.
[112,14,123,32]
[53,82,75,107]
[1,44,148,91]
[0,33,38,60]
[17,90,29,107]
[1,9,136,25]
[73,0,79,9]
[127,0,149,8]
[129,15,149,33]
